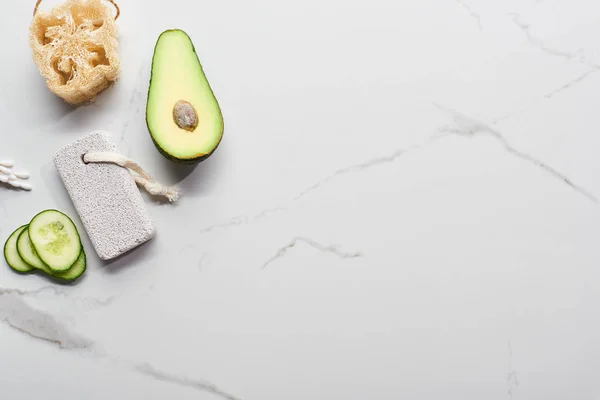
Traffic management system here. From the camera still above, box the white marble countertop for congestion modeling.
[2,0,600,398]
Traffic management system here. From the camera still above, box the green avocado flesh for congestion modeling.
[146,29,224,163]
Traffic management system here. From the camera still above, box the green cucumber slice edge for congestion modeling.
[17,228,86,281]
[17,227,50,272]
[4,225,34,273]
[28,209,82,272]
[50,250,86,282]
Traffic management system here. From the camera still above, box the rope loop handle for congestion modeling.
[34,0,120,20]
[83,152,179,202]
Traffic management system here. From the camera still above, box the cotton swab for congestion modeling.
[0,160,31,191]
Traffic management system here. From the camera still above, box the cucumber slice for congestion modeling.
[17,227,86,282]
[4,225,34,273]
[17,227,50,271]
[28,209,82,272]
[50,250,86,282]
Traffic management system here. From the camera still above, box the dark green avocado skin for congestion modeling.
[145,29,224,165]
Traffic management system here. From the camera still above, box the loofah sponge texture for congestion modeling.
[29,0,120,105]
[53,131,155,260]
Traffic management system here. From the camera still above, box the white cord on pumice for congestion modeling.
[82,152,179,202]
[0,160,32,191]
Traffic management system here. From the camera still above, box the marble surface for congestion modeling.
[2,0,600,398]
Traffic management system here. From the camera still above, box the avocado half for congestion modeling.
[146,29,224,164]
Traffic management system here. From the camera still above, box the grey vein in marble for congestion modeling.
[455,0,482,31]
[199,206,287,234]
[292,150,406,202]
[0,288,94,349]
[118,65,147,157]
[509,13,600,72]
[288,136,445,203]
[262,237,363,269]
[0,286,71,297]
[544,69,598,99]
[200,138,443,235]
[179,244,208,271]
[436,104,598,202]
[1,286,114,307]
[492,68,599,125]
[200,215,251,233]
[197,253,208,271]
[119,91,141,156]
[0,290,239,399]
[494,70,598,123]
[507,341,519,399]
[135,362,242,400]
[509,14,575,60]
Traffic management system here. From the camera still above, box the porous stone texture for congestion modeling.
[53,131,155,260]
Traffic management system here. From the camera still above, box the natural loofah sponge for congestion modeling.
[29,0,120,105]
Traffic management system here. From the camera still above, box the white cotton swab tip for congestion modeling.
[12,181,32,191]
[0,161,32,191]
[14,171,30,179]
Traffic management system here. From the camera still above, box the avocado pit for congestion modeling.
[173,100,198,131]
